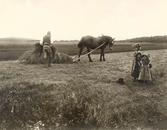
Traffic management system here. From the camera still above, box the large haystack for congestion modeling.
[18,43,73,64]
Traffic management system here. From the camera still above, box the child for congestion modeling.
[131,43,142,82]
[138,53,152,83]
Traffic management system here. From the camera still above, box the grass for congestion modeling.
[0,80,163,129]
[0,41,167,61]
[0,49,167,129]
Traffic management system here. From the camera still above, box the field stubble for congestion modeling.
[0,49,167,130]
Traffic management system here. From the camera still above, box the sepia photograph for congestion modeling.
[0,0,167,129]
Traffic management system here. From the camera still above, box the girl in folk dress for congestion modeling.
[131,43,142,81]
[138,53,152,83]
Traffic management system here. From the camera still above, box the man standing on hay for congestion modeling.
[42,31,53,67]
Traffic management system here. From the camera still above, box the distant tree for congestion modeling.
[124,35,167,43]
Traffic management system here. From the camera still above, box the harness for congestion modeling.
[73,41,106,62]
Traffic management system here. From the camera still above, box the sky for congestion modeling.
[0,0,167,41]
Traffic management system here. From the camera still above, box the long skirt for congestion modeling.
[131,59,140,79]
[138,66,152,81]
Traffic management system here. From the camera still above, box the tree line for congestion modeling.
[54,40,79,42]
[119,35,167,43]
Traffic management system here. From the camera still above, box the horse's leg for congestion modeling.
[103,52,106,61]
[100,49,105,61]
[78,47,84,61]
[100,51,102,61]
[87,48,93,62]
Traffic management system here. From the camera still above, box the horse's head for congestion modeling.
[109,37,115,50]
[102,35,115,50]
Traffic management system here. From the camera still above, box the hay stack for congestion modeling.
[53,53,73,64]
[18,43,73,64]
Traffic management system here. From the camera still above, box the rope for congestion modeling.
[73,42,105,62]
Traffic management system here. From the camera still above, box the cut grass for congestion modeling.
[0,49,166,130]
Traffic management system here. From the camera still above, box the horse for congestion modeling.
[77,35,115,62]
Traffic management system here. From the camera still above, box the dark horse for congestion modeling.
[77,35,115,62]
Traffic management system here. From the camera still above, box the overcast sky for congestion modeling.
[0,0,167,41]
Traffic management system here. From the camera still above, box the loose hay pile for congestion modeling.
[18,43,73,64]
[53,53,74,64]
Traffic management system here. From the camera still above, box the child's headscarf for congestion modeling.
[132,43,141,50]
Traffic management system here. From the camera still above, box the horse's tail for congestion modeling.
[78,37,84,48]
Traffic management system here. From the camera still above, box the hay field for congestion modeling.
[0,41,167,61]
[0,49,167,130]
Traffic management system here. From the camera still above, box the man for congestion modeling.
[42,31,53,67]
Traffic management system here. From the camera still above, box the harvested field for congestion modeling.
[0,49,167,130]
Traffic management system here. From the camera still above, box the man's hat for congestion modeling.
[116,78,125,85]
